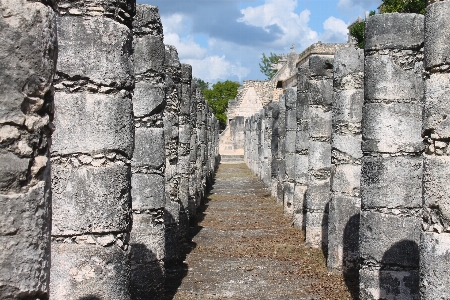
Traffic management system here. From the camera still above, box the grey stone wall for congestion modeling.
[0,1,57,298]
[50,0,135,298]
[305,54,334,250]
[293,64,310,230]
[360,13,424,300]
[421,1,450,298]
[327,47,363,291]
[130,5,166,298]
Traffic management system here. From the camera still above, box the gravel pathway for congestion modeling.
[165,163,355,299]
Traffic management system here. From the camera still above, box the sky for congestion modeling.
[136,0,382,83]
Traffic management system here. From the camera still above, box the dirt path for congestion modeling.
[165,163,353,299]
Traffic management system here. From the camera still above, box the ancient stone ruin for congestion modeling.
[0,2,219,299]
[240,6,450,300]
[2,1,450,299]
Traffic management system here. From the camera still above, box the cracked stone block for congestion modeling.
[134,35,165,75]
[294,154,308,184]
[361,156,422,209]
[309,79,333,106]
[331,164,361,196]
[305,178,331,210]
[423,155,450,222]
[361,102,423,154]
[130,260,165,299]
[333,47,364,88]
[327,195,360,273]
[133,83,166,118]
[332,90,364,132]
[131,174,165,210]
[424,1,450,69]
[57,16,133,88]
[359,268,419,300]
[308,106,332,138]
[359,211,420,268]
[285,109,297,130]
[0,183,50,299]
[420,232,450,300]
[309,55,334,77]
[130,214,165,262]
[283,182,295,216]
[365,55,423,102]
[50,243,130,300]
[132,128,165,169]
[52,164,131,236]
[52,92,134,158]
[295,131,309,153]
[305,211,328,249]
[332,134,363,162]
[365,13,424,50]
[423,73,450,139]
[309,141,332,171]
[293,184,307,229]
[285,153,295,179]
[0,152,30,191]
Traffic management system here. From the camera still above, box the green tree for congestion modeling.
[259,52,279,79]
[202,80,240,128]
[349,11,375,49]
[380,0,426,14]
[194,77,210,92]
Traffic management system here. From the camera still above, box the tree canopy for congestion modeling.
[194,77,210,92]
[259,52,279,79]
[201,80,240,129]
[380,0,426,14]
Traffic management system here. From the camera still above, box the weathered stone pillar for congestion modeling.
[293,65,310,230]
[130,5,166,298]
[360,13,424,299]
[284,88,297,216]
[305,55,334,249]
[189,86,200,215]
[178,64,193,243]
[327,47,363,290]
[270,102,280,198]
[50,1,135,298]
[257,111,264,179]
[263,106,273,186]
[163,45,182,266]
[421,2,450,298]
[0,1,56,298]
[277,96,286,205]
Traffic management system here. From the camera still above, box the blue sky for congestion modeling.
[136,0,381,83]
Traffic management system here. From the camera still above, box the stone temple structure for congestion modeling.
[2,2,450,300]
[0,2,219,299]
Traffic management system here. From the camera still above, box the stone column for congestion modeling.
[421,1,450,298]
[277,96,286,205]
[178,64,193,243]
[257,112,263,179]
[270,102,280,198]
[284,88,297,216]
[189,85,199,215]
[0,1,56,298]
[50,1,135,299]
[263,106,273,186]
[305,55,334,249]
[163,45,182,266]
[327,47,363,289]
[130,5,166,298]
[360,13,424,299]
[293,65,310,230]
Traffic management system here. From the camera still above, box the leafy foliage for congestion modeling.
[259,52,280,79]
[202,80,240,128]
[380,0,426,14]
[194,77,210,92]
[349,21,366,49]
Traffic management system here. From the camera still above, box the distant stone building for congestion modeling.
[219,42,346,156]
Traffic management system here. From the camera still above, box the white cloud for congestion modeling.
[184,55,250,83]
[320,16,349,43]
[239,0,318,50]
[338,0,381,17]
[161,13,207,60]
